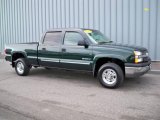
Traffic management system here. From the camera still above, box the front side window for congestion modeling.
[64,32,84,45]
[44,32,62,45]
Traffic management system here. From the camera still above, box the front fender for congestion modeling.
[92,54,127,77]
[93,54,126,65]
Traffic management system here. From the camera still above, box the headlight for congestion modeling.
[134,51,143,63]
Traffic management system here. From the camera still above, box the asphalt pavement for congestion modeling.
[0,59,160,120]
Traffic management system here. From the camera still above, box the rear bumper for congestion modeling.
[5,55,12,62]
[125,61,151,78]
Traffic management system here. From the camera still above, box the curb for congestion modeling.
[148,70,160,75]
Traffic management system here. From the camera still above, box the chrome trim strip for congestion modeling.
[27,56,37,59]
[38,57,92,65]
[60,59,92,65]
[60,61,90,65]
[39,57,59,62]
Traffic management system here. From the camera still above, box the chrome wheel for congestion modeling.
[16,62,24,74]
[102,69,117,85]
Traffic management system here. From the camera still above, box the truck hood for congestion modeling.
[96,42,148,52]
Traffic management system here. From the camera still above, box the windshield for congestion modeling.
[84,29,112,44]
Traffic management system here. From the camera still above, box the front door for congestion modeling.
[61,31,93,71]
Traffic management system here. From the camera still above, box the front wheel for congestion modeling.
[15,58,30,76]
[98,63,124,88]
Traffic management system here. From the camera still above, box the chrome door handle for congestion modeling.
[42,48,46,51]
[62,48,66,52]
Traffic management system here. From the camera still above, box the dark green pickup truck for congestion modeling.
[4,28,151,88]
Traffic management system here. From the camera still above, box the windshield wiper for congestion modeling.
[98,41,112,44]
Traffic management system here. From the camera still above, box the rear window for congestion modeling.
[43,32,62,45]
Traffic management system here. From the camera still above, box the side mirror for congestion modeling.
[78,40,88,48]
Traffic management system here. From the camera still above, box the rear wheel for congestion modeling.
[98,63,124,88]
[15,58,30,76]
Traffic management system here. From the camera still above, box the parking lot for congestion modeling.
[0,59,160,120]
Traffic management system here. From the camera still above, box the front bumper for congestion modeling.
[125,62,151,78]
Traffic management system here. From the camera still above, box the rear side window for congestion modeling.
[64,32,84,45]
[44,32,62,45]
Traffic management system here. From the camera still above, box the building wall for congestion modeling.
[0,0,160,60]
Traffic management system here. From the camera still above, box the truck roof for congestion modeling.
[45,28,96,32]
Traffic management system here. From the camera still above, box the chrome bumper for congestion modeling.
[125,65,150,78]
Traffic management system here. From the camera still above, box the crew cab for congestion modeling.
[4,28,151,88]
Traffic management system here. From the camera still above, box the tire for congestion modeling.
[98,63,124,88]
[15,58,30,76]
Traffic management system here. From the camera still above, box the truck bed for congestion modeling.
[5,42,39,65]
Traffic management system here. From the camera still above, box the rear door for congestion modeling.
[60,31,93,71]
[38,31,63,67]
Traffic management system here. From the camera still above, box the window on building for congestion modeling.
[64,32,84,45]
[44,32,62,45]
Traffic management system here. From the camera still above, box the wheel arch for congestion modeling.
[93,56,125,77]
[11,52,27,67]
